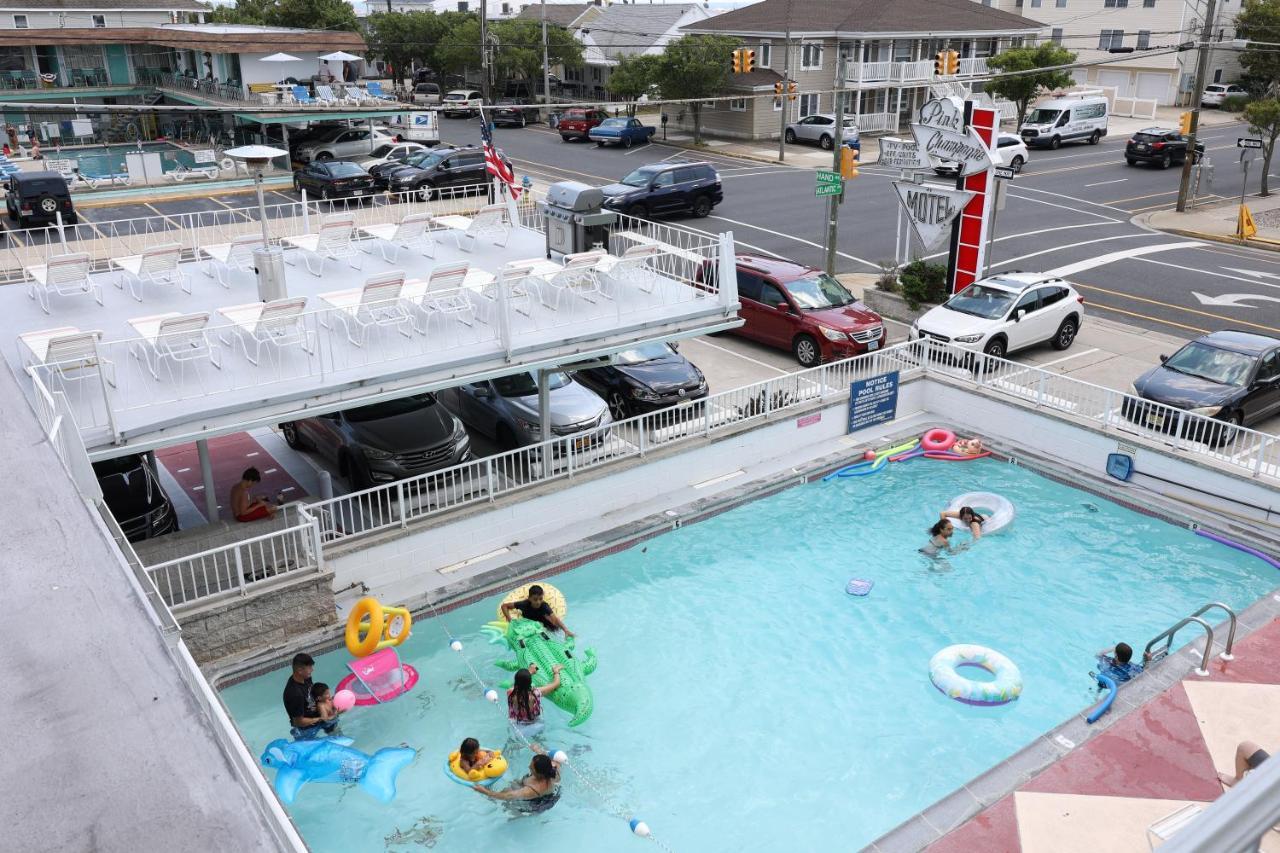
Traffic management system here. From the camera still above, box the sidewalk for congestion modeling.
[1145,191,1280,251]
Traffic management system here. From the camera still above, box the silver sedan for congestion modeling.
[441,371,613,450]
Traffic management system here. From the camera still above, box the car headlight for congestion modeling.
[363,446,394,460]
[514,415,540,435]
[452,419,466,440]
[819,326,847,342]
[393,175,415,185]
[953,333,984,344]
[630,386,661,402]
[1189,405,1223,417]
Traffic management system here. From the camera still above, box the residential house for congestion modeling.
[681,0,1042,141]
[514,3,600,30]
[981,0,1240,106]
[567,3,713,100]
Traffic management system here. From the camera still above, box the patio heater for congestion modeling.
[226,145,289,302]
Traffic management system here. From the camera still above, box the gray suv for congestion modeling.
[281,393,470,490]
[441,371,612,450]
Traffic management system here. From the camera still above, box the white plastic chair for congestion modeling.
[541,250,608,311]
[282,216,363,277]
[484,258,557,319]
[200,234,264,288]
[216,297,313,365]
[18,326,115,386]
[357,212,434,263]
[127,311,219,381]
[25,251,99,314]
[111,242,189,302]
[600,244,662,296]
[401,261,479,334]
[433,204,512,252]
[318,271,412,347]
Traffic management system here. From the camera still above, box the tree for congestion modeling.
[653,35,736,144]
[208,0,358,31]
[491,19,583,93]
[986,43,1078,128]
[367,12,434,84]
[435,15,482,86]
[1237,0,1280,97]
[608,54,660,115]
[1245,99,1280,196]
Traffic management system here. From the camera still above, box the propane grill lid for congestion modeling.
[545,180,603,212]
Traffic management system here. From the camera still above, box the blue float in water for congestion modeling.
[845,579,874,596]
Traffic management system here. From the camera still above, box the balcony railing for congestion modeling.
[958,57,989,76]
[843,57,987,85]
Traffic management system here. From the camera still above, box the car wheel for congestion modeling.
[560,134,572,142]
[64,214,77,225]
[982,336,1007,359]
[281,422,307,450]
[623,136,633,148]
[320,187,330,201]
[819,134,833,150]
[1089,131,1101,145]
[626,203,649,219]
[1050,316,1078,351]
[1211,411,1244,448]
[608,392,629,422]
[1160,153,1172,169]
[416,184,435,202]
[520,114,527,127]
[784,129,796,144]
[595,141,605,147]
[1011,155,1025,173]
[1126,158,1136,166]
[293,179,302,193]
[691,195,712,218]
[1049,135,1061,150]
[793,334,821,368]
[316,151,333,161]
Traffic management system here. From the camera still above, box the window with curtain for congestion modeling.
[0,47,27,72]
[63,46,105,69]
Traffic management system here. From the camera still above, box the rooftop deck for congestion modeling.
[3,189,739,456]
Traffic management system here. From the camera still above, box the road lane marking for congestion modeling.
[1038,347,1099,368]
[1073,281,1279,333]
[920,221,1114,261]
[704,213,878,269]
[1082,300,1209,334]
[995,233,1165,269]
[1134,257,1280,291]
[1006,190,1122,222]
[1007,183,1131,215]
[1042,241,1206,277]
[683,336,792,374]
[1100,189,1183,204]
[1084,178,1127,187]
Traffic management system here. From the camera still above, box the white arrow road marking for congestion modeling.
[1222,266,1280,281]
[1044,241,1206,277]
[1084,178,1128,187]
[1192,291,1280,306]
[997,233,1164,269]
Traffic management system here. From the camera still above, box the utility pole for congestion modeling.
[824,46,846,275]
[480,0,491,105]
[777,17,791,162]
[541,0,551,122]
[1176,0,1219,212]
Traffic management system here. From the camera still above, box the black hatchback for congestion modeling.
[6,171,76,227]
[292,160,377,201]
[1124,128,1204,168]
[599,162,722,219]
[575,341,707,419]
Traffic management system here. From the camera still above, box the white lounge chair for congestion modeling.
[18,326,115,386]
[282,216,363,277]
[25,251,99,314]
[216,297,313,365]
[541,250,609,311]
[483,258,558,319]
[127,311,219,381]
[357,212,434,263]
[200,234,264,288]
[110,242,189,302]
[599,244,662,295]
[433,204,512,252]
[400,261,489,334]
[315,84,356,106]
[166,163,220,182]
[318,271,412,347]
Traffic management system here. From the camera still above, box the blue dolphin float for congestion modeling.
[260,736,416,804]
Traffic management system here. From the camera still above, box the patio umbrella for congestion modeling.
[319,51,361,62]
[261,52,303,63]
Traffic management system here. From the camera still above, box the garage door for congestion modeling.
[1135,72,1171,103]
[1097,70,1131,97]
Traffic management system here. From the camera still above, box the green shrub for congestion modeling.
[899,260,949,310]
[1222,94,1251,113]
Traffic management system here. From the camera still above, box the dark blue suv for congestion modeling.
[599,162,722,219]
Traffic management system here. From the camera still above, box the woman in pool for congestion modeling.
[921,519,967,557]
[473,752,561,812]
[507,663,562,738]
[940,505,986,540]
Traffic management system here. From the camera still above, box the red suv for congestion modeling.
[558,107,610,142]
[729,254,886,367]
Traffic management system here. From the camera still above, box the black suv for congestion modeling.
[94,453,179,542]
[381,145,508,201]
[1125,127,1204,168]
[6,170,76,227]
[492,99,541,128]
[599,162,722,219]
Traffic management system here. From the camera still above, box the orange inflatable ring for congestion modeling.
[345,597,412,658]
[921,428,957,452]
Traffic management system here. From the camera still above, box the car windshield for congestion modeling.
[600,118,627,127]
[786,273,856,310]
[620,168,657,187]
[945,283,1018,319]
[94,455,145,477]
[1025,108,1062,125]
[405,150,447,168]
[444,93,467,101]
[614,342,674,364]
[368,144,397,157]
[326,162,366,177]
[1162,342,1256,386]
[345,393,437,422]
[493,371,571,397]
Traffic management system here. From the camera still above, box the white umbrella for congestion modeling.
[261,52,303,63]
[319,51,361,62]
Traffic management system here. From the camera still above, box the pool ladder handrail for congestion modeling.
[1143,602,1237,677]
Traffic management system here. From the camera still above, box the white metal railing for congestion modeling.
[27,365,102,499]
[993,99,1018,124]
[958,57,989,76]
[852,60,894,82]
[853,112,899,134]
[845,59,934,84]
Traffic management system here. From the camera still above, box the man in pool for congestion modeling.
[283,652,339,739]
[1219,740,1270,787]
[501,585,574,638]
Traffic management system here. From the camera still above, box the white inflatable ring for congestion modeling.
[947,491,1014,535]
[219,157,234,171]
[930,644,1022,705]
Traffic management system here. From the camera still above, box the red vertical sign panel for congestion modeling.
[946,104,996,295]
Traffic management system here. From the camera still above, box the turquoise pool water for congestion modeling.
[56,143,195,177]
[221,458,1278,852]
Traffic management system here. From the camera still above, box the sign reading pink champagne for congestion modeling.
[910,97,993,177]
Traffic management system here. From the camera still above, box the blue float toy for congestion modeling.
[845,578,874,596]
[260,736,415,804]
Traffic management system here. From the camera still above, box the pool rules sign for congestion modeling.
[892,183,975,251]
[847,371,900,433]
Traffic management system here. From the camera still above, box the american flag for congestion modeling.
[479,117,521,201]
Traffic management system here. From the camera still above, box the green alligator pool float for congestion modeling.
[481,617,597,726]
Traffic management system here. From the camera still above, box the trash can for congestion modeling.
[253,245,288,302]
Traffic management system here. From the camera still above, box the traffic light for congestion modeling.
[774,80,784,96]
[1179,110,1193,134]
[946,49,960,75]
[841,145,859,179]
[732,48,742,74]
[787,80,798,101]
[743,49,756,74]
[935,50,946,76]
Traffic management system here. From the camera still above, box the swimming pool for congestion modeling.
[221,457,1278,852]
[54,143,196,178]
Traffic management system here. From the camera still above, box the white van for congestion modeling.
[387,111,439,144]
[1018,96,1108,150]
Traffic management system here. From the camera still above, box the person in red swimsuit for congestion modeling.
[231,467,277,522]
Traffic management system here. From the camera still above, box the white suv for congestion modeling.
[909,272,1084,359]
[296,127,393,162]
[1201,83,1246,107]
[935,132,1028,175]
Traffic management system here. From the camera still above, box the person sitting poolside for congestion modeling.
[940,505,986,540]
[501,585,574,638]
[473,749,561,812]
[231,467,277,523]
[1219,740,1271,787]
[952,437,984,456]
[921,519,968,557]
[1095,642,1143,684]
[457,737,496,774]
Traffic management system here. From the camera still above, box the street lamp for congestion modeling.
[226,144,289,302]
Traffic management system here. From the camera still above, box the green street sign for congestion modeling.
[816,183,843,197]
[815,169,841,184]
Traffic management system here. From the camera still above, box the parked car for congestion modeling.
[93,453,179,542]
[281,393,471,489]
[909,272,1084,359]
[558,107,610,141]
[721,254,886,367]
[1123,331,1280,442]
[441,371,612,451]
[292,160,377,200]
[589,117,656,149]
[411,82,442,105]
[382,145,506,201]
[1201,83,1247,107]
[599,162,722,219]
[492,99,541,128]
[295,127,392,163]
[575,341,707,420]
[935,132,1028,175]
[1124,127,1204,168]
[352,141,428,168]
[5,171,76,227]
[784,114,860,151]
[442,89,483,117]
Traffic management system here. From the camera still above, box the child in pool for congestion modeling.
[311,682,337,723]
[457,737,497,774]
[1094,642,1143,684]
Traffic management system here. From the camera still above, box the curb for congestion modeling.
[1153,224,1280,254]
[75,177,295,208]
